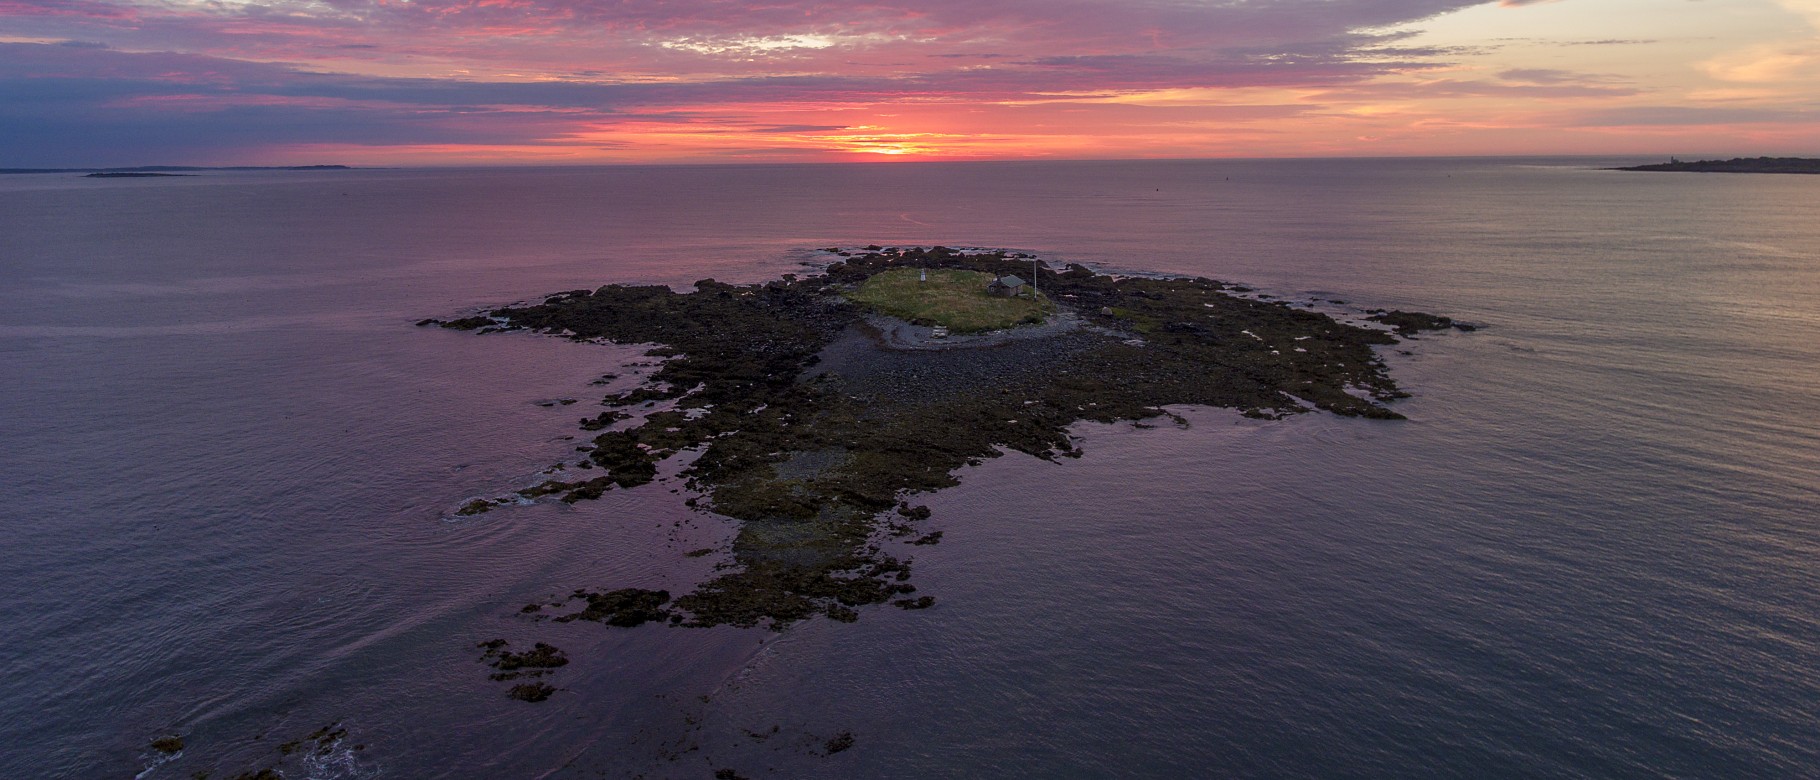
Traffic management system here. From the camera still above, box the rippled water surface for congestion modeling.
[1,159,1817,778]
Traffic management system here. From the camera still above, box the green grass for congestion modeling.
[847,268,1049,333]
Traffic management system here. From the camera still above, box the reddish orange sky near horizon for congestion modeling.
[1,0,1817,165]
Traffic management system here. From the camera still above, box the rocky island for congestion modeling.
[1613,157,1820,174]
[425,247,1465,639]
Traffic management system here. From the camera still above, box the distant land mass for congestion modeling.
[1613,157,1820,174]
[0,165,353,175]
[84,172,195,178]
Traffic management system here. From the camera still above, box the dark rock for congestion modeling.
[508,682,556,702]
[278,723,346,757]
[491,642,568,671]
[1368,310,1455,335]
[552,588,673,627]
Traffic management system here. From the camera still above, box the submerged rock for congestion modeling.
[477,640,570,700]
[278,723,347,756]
[508,682,556,702]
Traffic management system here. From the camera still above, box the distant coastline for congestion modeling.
[0,165,354,175]
[1613,157,1820,174]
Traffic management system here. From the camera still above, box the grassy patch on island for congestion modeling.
[847,267,1047,332]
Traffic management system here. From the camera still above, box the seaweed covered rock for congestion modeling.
[477,640,570,699]
[1369,309,1460,335]
[551,587,674,627]
[508,682,557,702]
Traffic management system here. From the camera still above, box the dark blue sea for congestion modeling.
[2,158,1816,778]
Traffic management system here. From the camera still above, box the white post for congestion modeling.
[1031,257,1039,300]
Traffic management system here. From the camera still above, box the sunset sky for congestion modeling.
[2,0,1817,165]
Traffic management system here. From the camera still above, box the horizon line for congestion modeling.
[6,152,1795,173]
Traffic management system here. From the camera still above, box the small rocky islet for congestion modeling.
[426,246,1466,640]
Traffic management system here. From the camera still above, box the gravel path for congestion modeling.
[864,307,1087,350]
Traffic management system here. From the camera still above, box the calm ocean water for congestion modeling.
[1,159,1816,779]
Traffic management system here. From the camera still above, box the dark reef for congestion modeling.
[148,722,363,778]
[824,731,856,754]
[476,639,570,701]
[278,724,348,756]
[430,247,1461,630]
[507,682,557,702]
[1613,157,1820,174]
[1368,309,1476,335]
